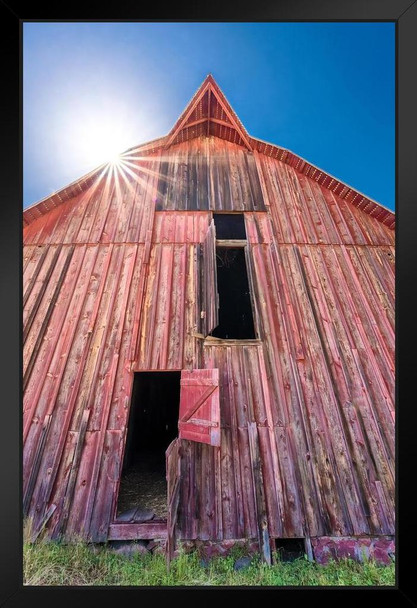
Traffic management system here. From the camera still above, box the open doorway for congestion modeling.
[211,247,256,339]
[115,371,181,522]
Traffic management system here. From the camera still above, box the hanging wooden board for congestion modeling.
[200,220,219,336]
[179,368,220,447]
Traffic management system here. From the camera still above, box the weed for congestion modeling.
[23,528,395,587]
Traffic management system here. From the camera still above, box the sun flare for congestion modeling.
[108,151,123,167]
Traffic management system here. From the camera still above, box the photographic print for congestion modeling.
[22,21,395,587]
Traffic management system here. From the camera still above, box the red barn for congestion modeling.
[23,75,395,563]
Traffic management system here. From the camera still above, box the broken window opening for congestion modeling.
[210,246,256,340]
[274,538,306,562]
[115,371,181,522]
[213,213,247,240]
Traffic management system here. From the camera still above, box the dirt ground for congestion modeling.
[116,452,168,519]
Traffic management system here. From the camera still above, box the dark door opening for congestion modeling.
[211,247,256,339]
[115,371,181,521]
[274,538,306,562]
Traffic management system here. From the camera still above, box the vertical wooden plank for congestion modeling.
[47,431,78,540]
[23,414,52,517]
[224,348,245,537]
[65,430,100,537]
[288,167,319,244]
[167,245,187,370]
[23,213,49,246]
[320,186,354,244]
[71,245,138,537]
[55,407,91,537]
[246,151,265,211]
[152,244,175,368]
[130,162,153,243]
[23,246,49,307]
[247,422,271,564]
[298,173,340,244]
[136,243,161,368]
[184,245,197,370]
[23,245,101,518]
[87,175,117,244]
[23,244,61,338]
[75,175,111,244]
[334,197,369,245]
[220,427,237,539]
[114,175,135,243]
[226,144,239,209]
[201,219,218,336]
[175,213,186,243]
[69,244,124,433]
[257,425,281,538]
[276,163,307,243]
[89,430,124,541]
[23,245,87,435]
[235,425,257,539]
[23,245,77,389]
[177,439,190,539]
[99,174,120,244]
[166,439,181,566]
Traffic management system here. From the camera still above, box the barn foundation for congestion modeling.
[174,535,395,565]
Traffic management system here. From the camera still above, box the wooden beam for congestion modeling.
[177,117,208,131]
[207,88,211,137]
[216,239,247,248]
[213,94,253,151]
[108,522,168,540]
[165,83,210,148]
[204,337,261,346]
[210,117,236,129]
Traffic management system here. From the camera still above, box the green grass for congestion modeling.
[23,537,395,587]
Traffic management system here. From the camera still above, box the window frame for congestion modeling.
[210,214,260,343]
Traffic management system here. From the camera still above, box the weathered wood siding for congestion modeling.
[157,138,265,211]
[23,135,394,542]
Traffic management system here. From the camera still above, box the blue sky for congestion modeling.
[23,22,395,211]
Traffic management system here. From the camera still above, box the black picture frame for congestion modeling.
[2,1,416,606]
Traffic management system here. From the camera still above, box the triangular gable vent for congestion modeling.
[165,74,253,150]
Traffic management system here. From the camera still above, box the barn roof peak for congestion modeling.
[164,74,253,151]
[23,75,395,230]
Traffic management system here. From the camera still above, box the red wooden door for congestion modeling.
[178,368,220,446]
[200,219,219,336]
[166,438,181,566]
